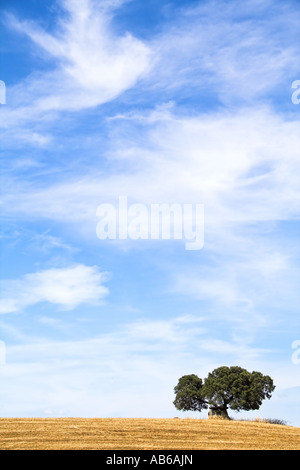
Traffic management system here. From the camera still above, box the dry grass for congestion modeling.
[0,417,299,450]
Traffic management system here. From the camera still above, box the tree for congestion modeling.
[173,366,275,419]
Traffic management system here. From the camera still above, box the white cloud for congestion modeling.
[0,313,277,418]
[2,0,152,118]
[3,107,299,227]
[1,313,298,422]
[0,264,110,314]
[123,315,206,346]
[171,231,300,328]
[1,0,299,426]
[147,0,299,104]
[1,104,299,330]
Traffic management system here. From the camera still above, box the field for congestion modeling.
[0,417,299,450]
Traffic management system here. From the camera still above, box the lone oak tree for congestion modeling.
[173,366,275,419]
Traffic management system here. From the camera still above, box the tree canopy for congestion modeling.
[174,366,275,418]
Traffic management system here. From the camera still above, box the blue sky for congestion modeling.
[0,0,300,425]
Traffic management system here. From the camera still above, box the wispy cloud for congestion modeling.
[3,107,299,226]
[147,0,299,104]
[2,0,152,121]
[1,0,300,424]
[0,265,110,314]
[1,313,279,417]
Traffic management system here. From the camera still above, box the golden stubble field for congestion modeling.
[0,417,299,450]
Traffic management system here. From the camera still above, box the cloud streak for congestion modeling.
[147,0,299,104]
[1,0,300,424]
[0,265,110,314]
[1,312,284,418]
[2,0,152,118]
[3,107,299,225]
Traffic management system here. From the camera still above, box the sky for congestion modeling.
[0,0,300,426]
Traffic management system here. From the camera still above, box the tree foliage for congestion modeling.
[173,374,207,412]
[174,366,275,415]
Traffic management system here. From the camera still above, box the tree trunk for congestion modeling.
[208,407,229,419]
